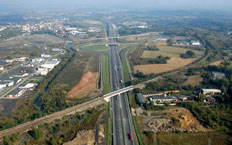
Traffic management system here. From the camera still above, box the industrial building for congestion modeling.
[5,88,26,98]
[13,72,29,78]
[191,41,201,46]
[136,93,146,106]
[0,77,22,89]
[149,96,177,106]
[41,54,51,58]
[41,59,60,70]
[202,89,222,95]
[52,48,60,52]
[0,65,4,72]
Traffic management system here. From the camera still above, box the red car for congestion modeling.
[129,133,133,141]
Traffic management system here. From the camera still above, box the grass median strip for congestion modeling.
[106,102,112,145]
[102,53,111,94]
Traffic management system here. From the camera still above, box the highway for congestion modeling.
[108,23,135,145]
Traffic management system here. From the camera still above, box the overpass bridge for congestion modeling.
[103,84,145,102]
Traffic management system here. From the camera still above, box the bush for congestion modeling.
[28,128,43,140]
[180,50,196,58]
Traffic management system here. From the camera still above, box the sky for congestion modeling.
[0,0,232,11]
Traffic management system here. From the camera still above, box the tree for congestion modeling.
[181,50,196,58]
[28,128,43,140]
[167,38,173,46]
[186,50,195,57]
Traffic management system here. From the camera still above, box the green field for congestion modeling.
[85,44,108,51]
[141,45,204,59]
[120,47,131,83]
[102,52,111,94]
[158,132,231,145]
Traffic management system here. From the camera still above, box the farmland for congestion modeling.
[132,45,204,74]
[134,58,197,74]
[141,46,204,59]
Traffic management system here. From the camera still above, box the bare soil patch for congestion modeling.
[209,60,222,66]
[145,108,207,132]
[64,130,95,145]
[152,41,167,46]
[134,58,196,74]
[67,72,100,99]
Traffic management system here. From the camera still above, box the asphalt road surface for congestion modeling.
[108,23,135,145]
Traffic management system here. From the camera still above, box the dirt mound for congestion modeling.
[64,130,95,145]
[164,108,206,131]
[146,108,207,133]
[67,72,100,99]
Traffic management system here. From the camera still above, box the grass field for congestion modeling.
[102,53,111,94]
[184,75,203,86]
[134,58,197,74]
[56,51,99,87]
[120,47,131,83]
[85,44,108,51]
[157,132,231,145]
[141,46,204,59]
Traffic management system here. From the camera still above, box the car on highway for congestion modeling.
[129,132,133,141]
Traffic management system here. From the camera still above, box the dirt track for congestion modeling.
[0,98,104,139]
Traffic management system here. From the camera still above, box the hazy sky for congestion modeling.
[0,0,232,11]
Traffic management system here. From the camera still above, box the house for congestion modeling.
[202,89,222,95]
[137,93,146,106]
[5,89,26,98]
[178,96,188,101]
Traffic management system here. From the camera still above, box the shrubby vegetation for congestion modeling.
[144,45,159,51]
[180,50,196,58]
[2,107,104,145]
[179,103,232,132]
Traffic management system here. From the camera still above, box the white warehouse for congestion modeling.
[41,59,60,70]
